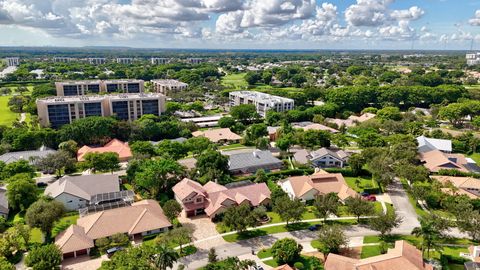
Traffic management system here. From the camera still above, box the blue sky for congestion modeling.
[0,0,479,50]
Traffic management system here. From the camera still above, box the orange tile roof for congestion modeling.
[273,265,294,270]
[325,241,434,270]
[419,150,468,173]
[191,128,242,143]
[433,175,480,199]
[55,225,94,254]
[77,139,132,162]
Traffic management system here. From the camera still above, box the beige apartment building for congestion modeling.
[229,91,294,117]
[37,93,166,128]
[151,79,188,95]
[55,79,144,96]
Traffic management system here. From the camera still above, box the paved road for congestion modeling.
[387,177,420,234]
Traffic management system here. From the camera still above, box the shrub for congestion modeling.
[110,233,129,246]
[95,237,110,251]
[294,262,304,269]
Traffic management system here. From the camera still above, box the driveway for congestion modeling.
[177,215,227,250]
[387,178,420,234]
[61,255,107,270]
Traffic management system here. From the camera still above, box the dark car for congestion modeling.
[106,246,125,258]
[361,192,370,197]
[308,224,321,231]
[36,182,48,188]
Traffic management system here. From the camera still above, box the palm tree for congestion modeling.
[411,215,447,258]
[151,244,179,270]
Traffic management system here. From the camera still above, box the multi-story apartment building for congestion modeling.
[229,91,294,117]
[88,58,106,65]
[151,58,169,65]
[37,96,108,128]
[108,93,166,121]
[53,57,75,63]
[151,79,188,95]
[467,53,480,66]
[5,57,19,66]
[188,58,205,64]
[116,58,133,64]
[37,93,166,128]
[55,79,144,96]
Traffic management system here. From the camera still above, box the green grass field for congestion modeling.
[221,73,248,89]
[468,153,480,164]
[51,214,79,238]
[0,96,19,126]
[344,176,378,193]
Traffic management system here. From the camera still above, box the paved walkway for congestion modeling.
[177,215,227,250]
[388,178,420,234]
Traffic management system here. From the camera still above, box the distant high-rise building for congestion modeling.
[151,79,188,95]
[116,58,133,64]
[88,58,106,65]
[229,91,294,117]
[151,58,169,65]
[53,57,75,63]
[5,57,19,67]
[188,58,205,64]
[466,53,480,66]
[55,79,144,96]
[37,93,166,128]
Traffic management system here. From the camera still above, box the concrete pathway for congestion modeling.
[388,178,420,234]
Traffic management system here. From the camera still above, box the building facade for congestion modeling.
[55,79,144,96]
[151,79,188,95]
[37,93,166,128]
[5,57,19,66]
[188,58,205,64]
[151,58,169,65]
[88,58,106,65]
[116,58,133,64]
[229,91,294,117]
[467,53,480,66]
[53,57,75,63]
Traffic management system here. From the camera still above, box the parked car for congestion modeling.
[366,195,376,202]
[308,224,322,231]
[36,182,48,188]
[106,246,124,258]
[361,192,370,197]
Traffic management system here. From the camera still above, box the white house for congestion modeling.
[416,135,452,153]
[44,175,120,211]
[0,187,9,218]
[294,147,349,168]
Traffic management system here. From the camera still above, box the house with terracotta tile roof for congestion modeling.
[77,139,132,162]
[432,175,480,199]
[292,121,339,133]
[55,200,171,259]
[273,265,294,270]
[419,149,469,173]
[172,178,271,218]
[324,240,434,270]
[325,113,376,128]
[278,170,356,201]
[191,128,242,144]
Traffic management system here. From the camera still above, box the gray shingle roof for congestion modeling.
[0,149,57,164]
[228,150,282,171]
[45,174,120,201]
[0,187,9,215]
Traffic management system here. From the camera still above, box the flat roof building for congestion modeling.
[53,57,75,63]
[151,58,169,65]
[188,58,205,64]
[37,93,166,128]
[88,58,106,65]
[5,57,19,67]
[55,79,144,96]
[467,53,480,66]
[229,91,294,117]
[116,58,133,64]
[151,79,188,95]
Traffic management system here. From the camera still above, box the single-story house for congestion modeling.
[77,139,132,162]
[0,187,9,218]
[228,150,283,175]
[419,149,473,173]
[172,178,271,218]
[291,121,339,133]
[325,113,376,128]
[191,128,242,144]
[44,174,120,211]
[55,200,171,259]
[324,240,434,270]
[416,135,452,153]
[279,170,356,201]
[178,157,197,171]
[0,146,57,164]
[432,175,480,199]
[273,265,294,270]
[293,147,349,168]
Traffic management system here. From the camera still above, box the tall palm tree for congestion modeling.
[411,215,447,258]
[151,244,179,270]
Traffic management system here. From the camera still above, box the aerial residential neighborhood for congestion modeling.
[0,1,479,270]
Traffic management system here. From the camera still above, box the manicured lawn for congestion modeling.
[0,95,19,126]
[344,176,378,193]
[218,143,248,150]
[51,214,79,238]
[468,153,480,164]
[30,228,44,244]
[122,183,133,190]
[267,212,283,223]
[223,219,357,242]
[361,245,382,258]
[257,248,273,259]
[221,73,248,89]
